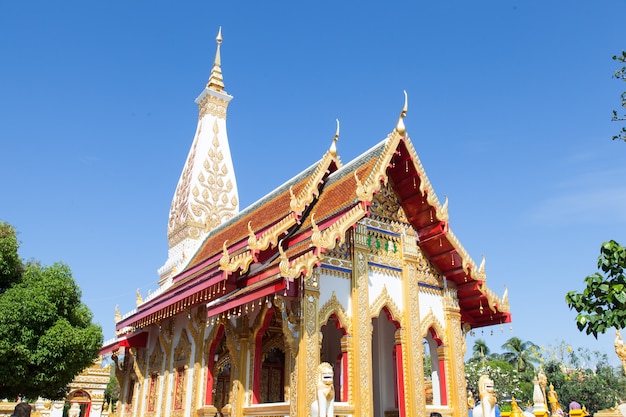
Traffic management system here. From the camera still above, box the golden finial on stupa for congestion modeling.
[395,90,408,137]
[115,305,121,322]
[330,119,340,156]
[207,27,225,92]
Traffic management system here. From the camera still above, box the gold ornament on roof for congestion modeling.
[395,90,408,137]
[115,305,121,322]
[330,119,339,156]
[136,289,143,306]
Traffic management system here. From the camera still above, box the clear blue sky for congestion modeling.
[2,1,625,363]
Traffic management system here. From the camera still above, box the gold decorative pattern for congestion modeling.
[148,340,164,373]
[168,123,200,247]
[189,120,238,229]
[448,311,466,417]
[301,288,320,416]
[188,307,206,416]
[419,310,447,346]
[369,285,403,327]
[219,240,254,275]
[404,260,422,416]
[171,331,191,417]
[289,146,340,217]
[318,291,352,335]
[352,223,373,416]
[248,217,296,254]
[278,244,318,281]
[369,181,404,222]
[355,131,401,203]
[197,94,229,120]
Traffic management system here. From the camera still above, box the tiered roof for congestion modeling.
[112,94,510,341]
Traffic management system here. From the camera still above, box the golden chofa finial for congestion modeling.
[330,119,340,156]
[395,90,408,136]
[207,27,225,92]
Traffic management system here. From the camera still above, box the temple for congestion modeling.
[101,29,511,417]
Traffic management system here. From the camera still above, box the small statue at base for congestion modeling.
[311,362,335,417]
[547,383,564,416]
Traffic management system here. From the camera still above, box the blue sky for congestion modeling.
[2,1,625,364]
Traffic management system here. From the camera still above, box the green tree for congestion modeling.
[470,339,492,362]
[105,372,120,411]
[465,359,525,404]
[565,240,626,337]
[541,350,626,414]
[612,51,626,142]
[0,221,103,400]
[0,222,22,291]
[501,337,540,373]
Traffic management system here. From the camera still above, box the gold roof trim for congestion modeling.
[221,135,343,277]
[219,240,254,275]
[311,204,366,254]
[289,131,342,215]
[278,243,319,280]
[278,204,368,281]
[304,205,370,281]
[248,216,297,253]
[400,133,444,214]
[355,132,401,202]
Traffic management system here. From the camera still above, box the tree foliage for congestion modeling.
[565,240,626,337]
[612,51,626,142]
[464,338,626,413]
[542,349,626,414]
[465,359,524,404]
[500,337,540,373]
[0,222,22,292]
[0,221,103,400]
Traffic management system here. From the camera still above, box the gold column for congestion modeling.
[443,286,465,417]
[188,307,207,417]
[351,223,372,417]
[232,316,250,417]
[294,275,320,416]
[158,322,175,417]
[400,231,423,416]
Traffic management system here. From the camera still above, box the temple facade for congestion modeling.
[101,29,511,417]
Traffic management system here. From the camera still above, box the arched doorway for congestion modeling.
[372,308,401,417]
[320,314,348,402]
[206,325,232,414]
[252,305,287,404]
[423,328,446,407]
[64,390,91,417]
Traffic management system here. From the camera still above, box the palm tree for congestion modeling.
[470,339,491,363]
[501,337,540,372]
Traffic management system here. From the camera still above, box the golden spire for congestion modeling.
[395,90,408,136]
[207,27,225,92]
[330,119,340,156]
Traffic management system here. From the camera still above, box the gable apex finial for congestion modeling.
[395,90,408,136]
[330,119,340,155]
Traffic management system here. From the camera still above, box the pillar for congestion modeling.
[352,223,373,417]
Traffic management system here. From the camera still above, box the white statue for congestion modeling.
[473,374,497,417]
[69,403,81,417]
[311,362,335,417]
